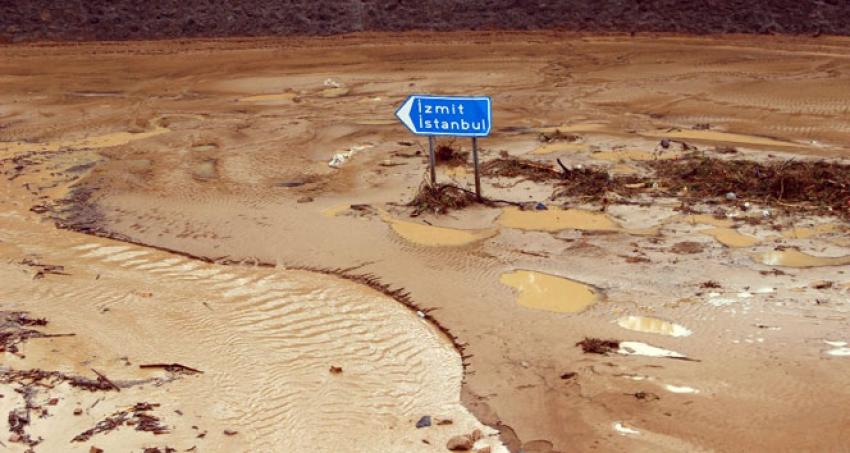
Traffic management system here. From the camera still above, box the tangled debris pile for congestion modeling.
[481,157,561,182]
[18,257,69,280]
[648,154,850,215]
[435,142,469,167]
[538,129,580,143]
[576,337,620,355]
[0,311,73,356]
[553,163,645,200]
[407,182,486,216]
[72,402,169,442]
[1,311,195,450]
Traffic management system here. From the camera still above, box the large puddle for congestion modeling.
[642,129,798,148]
[499,206,620,232]
[701,227,760,248]
[781,224,842,239]
[754,249,850,268]
[500,270,599,313]
[0,116,170,155]
[379,210,498,247]
[531,142,585,155]
[591,149,681,162]
[617,316,692,337]
[238,92,298,104]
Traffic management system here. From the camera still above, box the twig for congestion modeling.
[91,368,120,392]
[140,363,203,374]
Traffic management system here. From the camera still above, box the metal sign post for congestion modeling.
[472,137,481,200]
[396,94,492,198]
[428,136,436,185]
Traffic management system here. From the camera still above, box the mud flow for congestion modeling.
[2,32,850,452]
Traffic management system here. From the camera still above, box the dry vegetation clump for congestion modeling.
[553,166,645,199]
[647,155,850,215]
[480,157,562,182]
[435,143,469,167]
[576,337,620,354]
[538,129,580,143]
[407,182,484,216]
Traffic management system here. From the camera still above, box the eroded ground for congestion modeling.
[2,32,850,452]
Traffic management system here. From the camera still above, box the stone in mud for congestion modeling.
[416,415,431,428]
[446,434,474,451]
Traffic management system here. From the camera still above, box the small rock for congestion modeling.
[74,408,83,415]
[436,418,453,425]
[660,139,670,149]
[297,196,314,203]
[534,202,547,210]
[471,429,482,442]
[47,398,59,406]
[416,415,431,428]
[223,429,238,436]
[446,434,474,451]
[329,366,343,374]
[725,192,737,201]
[89,447,104,453]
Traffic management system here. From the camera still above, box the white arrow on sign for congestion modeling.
[395,96,416,132]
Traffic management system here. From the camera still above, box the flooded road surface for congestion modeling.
[2,33,850,452]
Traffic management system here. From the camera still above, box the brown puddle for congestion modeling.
[379,210,498,247]
[611,163,639,175]
[238,92,298,103]
[0,116,170,155]
[499,206,620,232]
[617,315,692,337]
[754,249,850,268]
[701,227,760,248]
[534,123,607,134]
[498,207,656,236]
[591,149,680,162]
[531,142,585,155]
[642,129,798,148]
[319,87,350,98]
[500,270,599,313]
[781,224,842,239]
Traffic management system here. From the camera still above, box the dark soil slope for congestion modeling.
[2,0,850,42]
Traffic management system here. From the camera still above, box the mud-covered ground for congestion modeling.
[4,0,850,42]
[2,32,850,452]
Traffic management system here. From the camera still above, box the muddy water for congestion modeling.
[498,206,620,232]
[379,210,498,247]
[755,250,850,268]
[617,316,692,337]
[5,33,850,453]
[0,116,170,155]
[701,227,760,248]
[642,129,799,148]
[781,224,842,239]
[500,270,599,313]
[531,142,585,155]
[238,92,298,103]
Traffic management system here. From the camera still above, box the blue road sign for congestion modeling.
[395,94,491,137]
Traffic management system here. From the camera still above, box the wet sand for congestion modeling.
[2,32,850,452]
